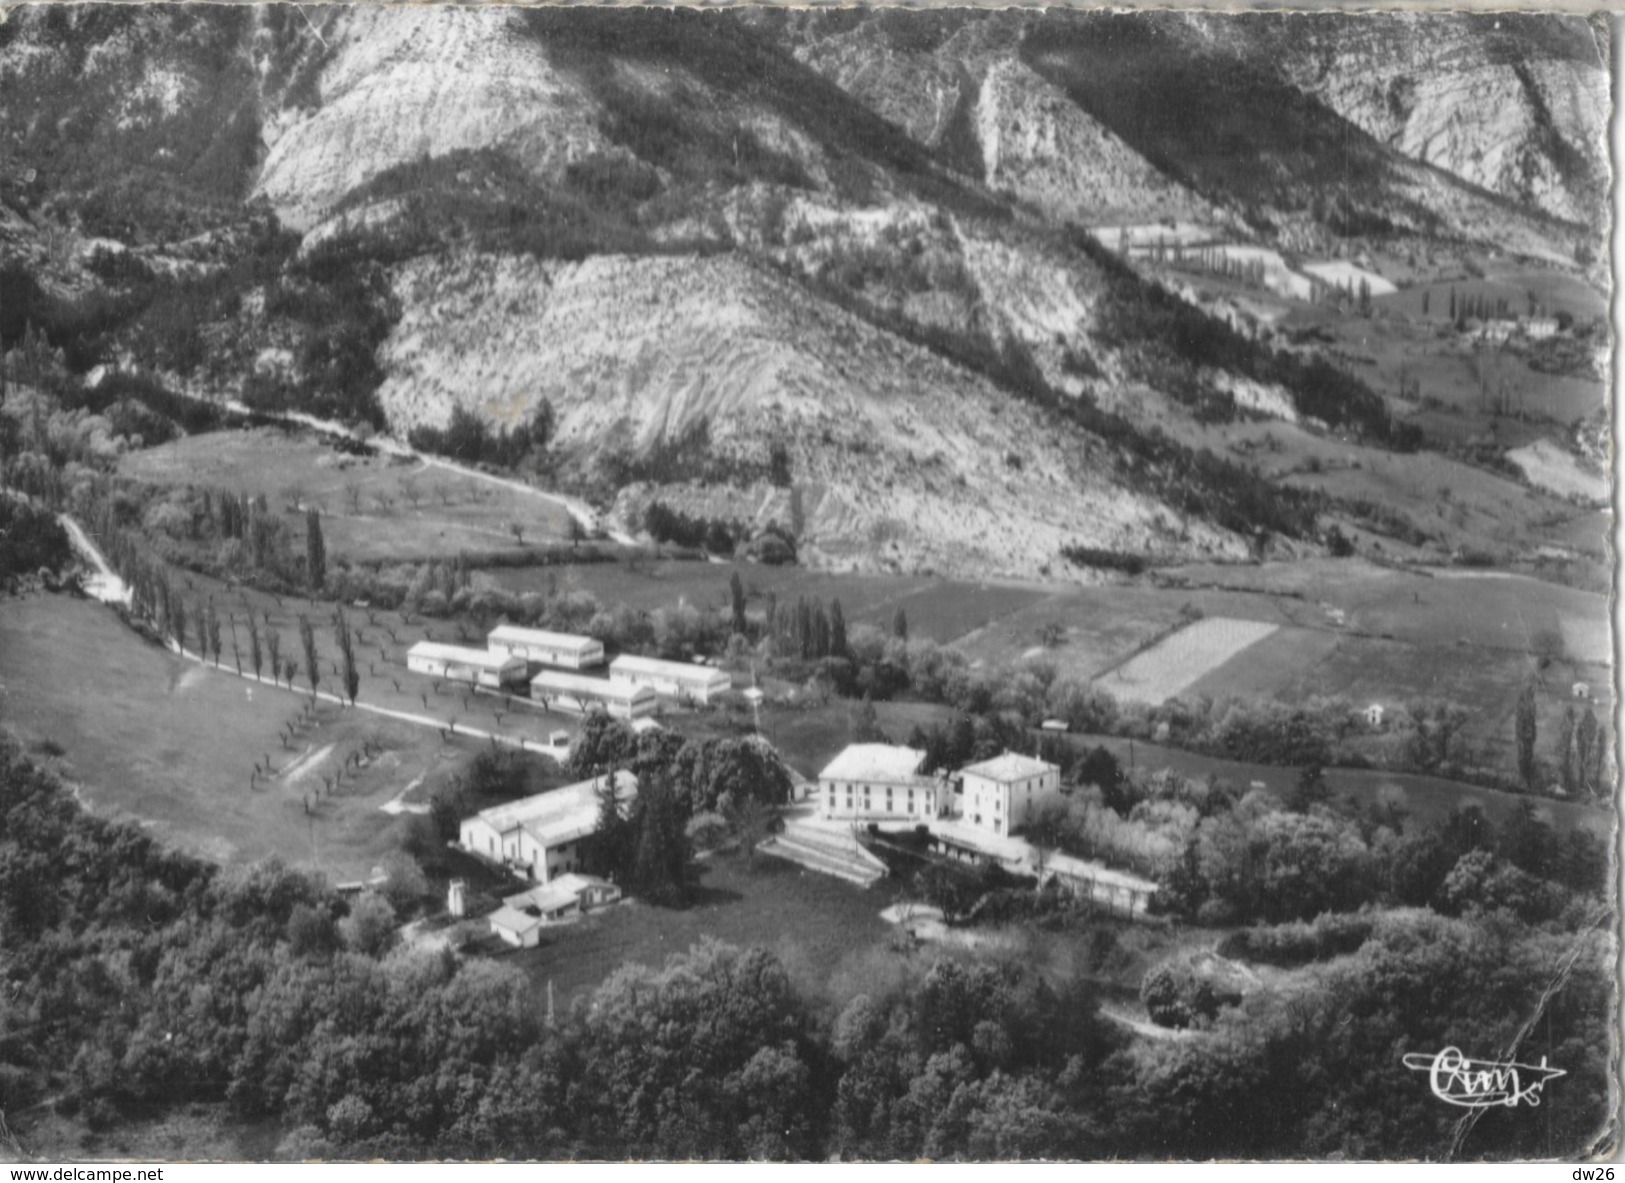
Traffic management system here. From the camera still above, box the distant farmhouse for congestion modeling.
[817,743,940,822]
[407,641,527,690]
[488,873,622,948]
[459,771,637,883]
[958,752,1062,837]
[609,654,733,704]
[530,669,657,720]
[488,625,605,672]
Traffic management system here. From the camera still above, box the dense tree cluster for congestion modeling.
[0,493,72,585]
[642,500,747,555]
[406,402,555,471]
[1,728,1613,1160]
[557,713,796,903]
[1019,755,1610,930]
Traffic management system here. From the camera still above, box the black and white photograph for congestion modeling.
[0,1,1616,1165]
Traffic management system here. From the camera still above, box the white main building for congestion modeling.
[817,744,940,822]
[814,743,1061,835]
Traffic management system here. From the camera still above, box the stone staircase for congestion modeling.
[760,815,888,888]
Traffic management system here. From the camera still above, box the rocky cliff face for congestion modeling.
[378,247,1233,578]
[252,6,605,231]
[1229,13,1610,229]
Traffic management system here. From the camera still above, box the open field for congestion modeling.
[503,848,905,1010]
[496,558,935,626]
[499,558,1054,645]
[1096,617,1279,705]
[120,427,574,562]
[0,593,487,881]
[1506,439,1610,503]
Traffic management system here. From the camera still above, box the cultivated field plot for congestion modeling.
[1096,616,1279,705]
[120,428,573,562]
[956,580,1309,687]
[505,849,904,1010]
[0,594,477,881]
[1185,626,1342,702]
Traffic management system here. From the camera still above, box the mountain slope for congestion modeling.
[379,247,1243,577]
[1235,13,1610,229]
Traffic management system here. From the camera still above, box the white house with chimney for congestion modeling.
[458,771,637,883]
[957,752,1062,837]
[817,743,939,822]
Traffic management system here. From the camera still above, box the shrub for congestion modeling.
[1216,913,1376,967]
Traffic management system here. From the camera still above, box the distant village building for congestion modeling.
[1364,703,1386,729]
[530,669,657,720]
[407,641,528,690]
[488,873,621,948]
[459,771,637,883]
[818,743,939,822]
[1572,681,1591,701]
[609,655,733,703]
[488,625,605,672]
[958,752,1062,837]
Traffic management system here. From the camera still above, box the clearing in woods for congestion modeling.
[1096,616,1280,705]
[119,428,573,563]
[0,592,481,881]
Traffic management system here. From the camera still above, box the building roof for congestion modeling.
[488,625,602,653]
[503,873,613,915]
[1045,851,1159,896]
[488,904,544,936]
[408,641,525,672]
[466,771,637,843]
[819,743,928,784]
[530,669,656,703]
[960,752,1059,783]
[609,654,733,685]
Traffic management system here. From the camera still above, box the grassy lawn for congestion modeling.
[502,849,906,1010]
[859,580,1051,644]
[0,593,483,881]
[120,427,573,563]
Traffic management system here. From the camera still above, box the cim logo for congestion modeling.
[1402,1046,1565,1109]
